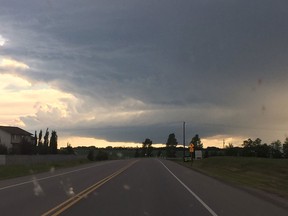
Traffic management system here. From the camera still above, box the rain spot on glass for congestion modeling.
[50,166,55,173]
[262,105,266,113]
[32,177,44,197]
[93,191,99,197]
[144,211,150,216]
[117,152,123,158]
[123,184,131,190]
[66,187,75,197]
[60,178,75,197]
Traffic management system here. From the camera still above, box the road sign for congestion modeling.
[195,150,203,160]
[189,144,194,153]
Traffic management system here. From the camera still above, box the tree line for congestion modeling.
[135,134,288,159]
[224,137,288,158]
[33,128,58,154]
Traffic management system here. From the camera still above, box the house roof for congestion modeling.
[0,126,33,136]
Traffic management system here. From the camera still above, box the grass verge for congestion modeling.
[0,158,91,180]
[175,157,288,199]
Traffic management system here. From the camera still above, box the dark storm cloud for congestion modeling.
[2,0,288,144]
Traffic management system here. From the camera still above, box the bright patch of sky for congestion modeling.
[0,73,75,127]
[58,136,142,148]
[0,57,29,69]
[0,34,6,46]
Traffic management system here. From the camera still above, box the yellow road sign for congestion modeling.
[189,144,194,153]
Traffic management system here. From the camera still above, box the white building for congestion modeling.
[0,126,33,152]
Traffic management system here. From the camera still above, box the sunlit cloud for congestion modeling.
[0,57,29,70]
[0,74,76,128]
[0,35,7,46]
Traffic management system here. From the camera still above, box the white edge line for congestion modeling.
[0,161,115,191]
[159,160,218,216]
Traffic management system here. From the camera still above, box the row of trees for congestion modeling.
[134,134,179,158]
[165,133,288,159]
[18,128,58,155]
[134,133,204,158]
[225,138,288,158]
[34,129,58,154]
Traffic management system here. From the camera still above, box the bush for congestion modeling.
[87,149,95,161]
[95,150,108,161]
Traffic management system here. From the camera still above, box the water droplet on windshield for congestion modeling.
[32,177,44,196]
[123,184,131,190]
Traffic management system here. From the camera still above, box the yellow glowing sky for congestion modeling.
[58,136,142,148]
[0,58,29,69]
[58,135,244,149]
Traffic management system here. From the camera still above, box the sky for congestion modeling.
[1,0,288,148]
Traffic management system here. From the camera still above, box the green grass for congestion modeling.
[0,158,91,180]
[176,157,288,199]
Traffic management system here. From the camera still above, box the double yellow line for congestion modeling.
[42,160,138,216]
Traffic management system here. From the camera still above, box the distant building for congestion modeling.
[0,126,33,153]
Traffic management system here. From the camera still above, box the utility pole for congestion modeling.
[183,121,185,162]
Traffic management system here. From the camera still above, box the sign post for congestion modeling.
[189,143,194,164]
[183,122,185,162]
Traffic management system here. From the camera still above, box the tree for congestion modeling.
[283,137,288,158]
[38,130,43,154]
[166,133,178,157]
[49,130,58,154]
[242,138,260,157]
[242,138,254,148]
[270,140,282,158]
[43,128,49,154]
[60,143,75,155]
[190,134,203,150]
[141,138,153,157]
[255,143,269,158]
[34,131,38,154]
[225,143,238,156]
[241,138,271,158]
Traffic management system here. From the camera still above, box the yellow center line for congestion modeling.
[42,160,138,216]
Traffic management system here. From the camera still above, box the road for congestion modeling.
[0,158,287,216]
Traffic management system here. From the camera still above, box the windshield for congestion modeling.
[1,0,288,216]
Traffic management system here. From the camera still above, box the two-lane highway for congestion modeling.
[0,159,287,216]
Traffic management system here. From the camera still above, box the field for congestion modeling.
[177,157,288,199]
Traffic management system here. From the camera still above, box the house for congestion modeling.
[0,126,33,152]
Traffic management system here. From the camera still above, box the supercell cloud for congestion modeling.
[1,0,288,145]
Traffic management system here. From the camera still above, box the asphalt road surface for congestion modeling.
[0,158,287,216]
